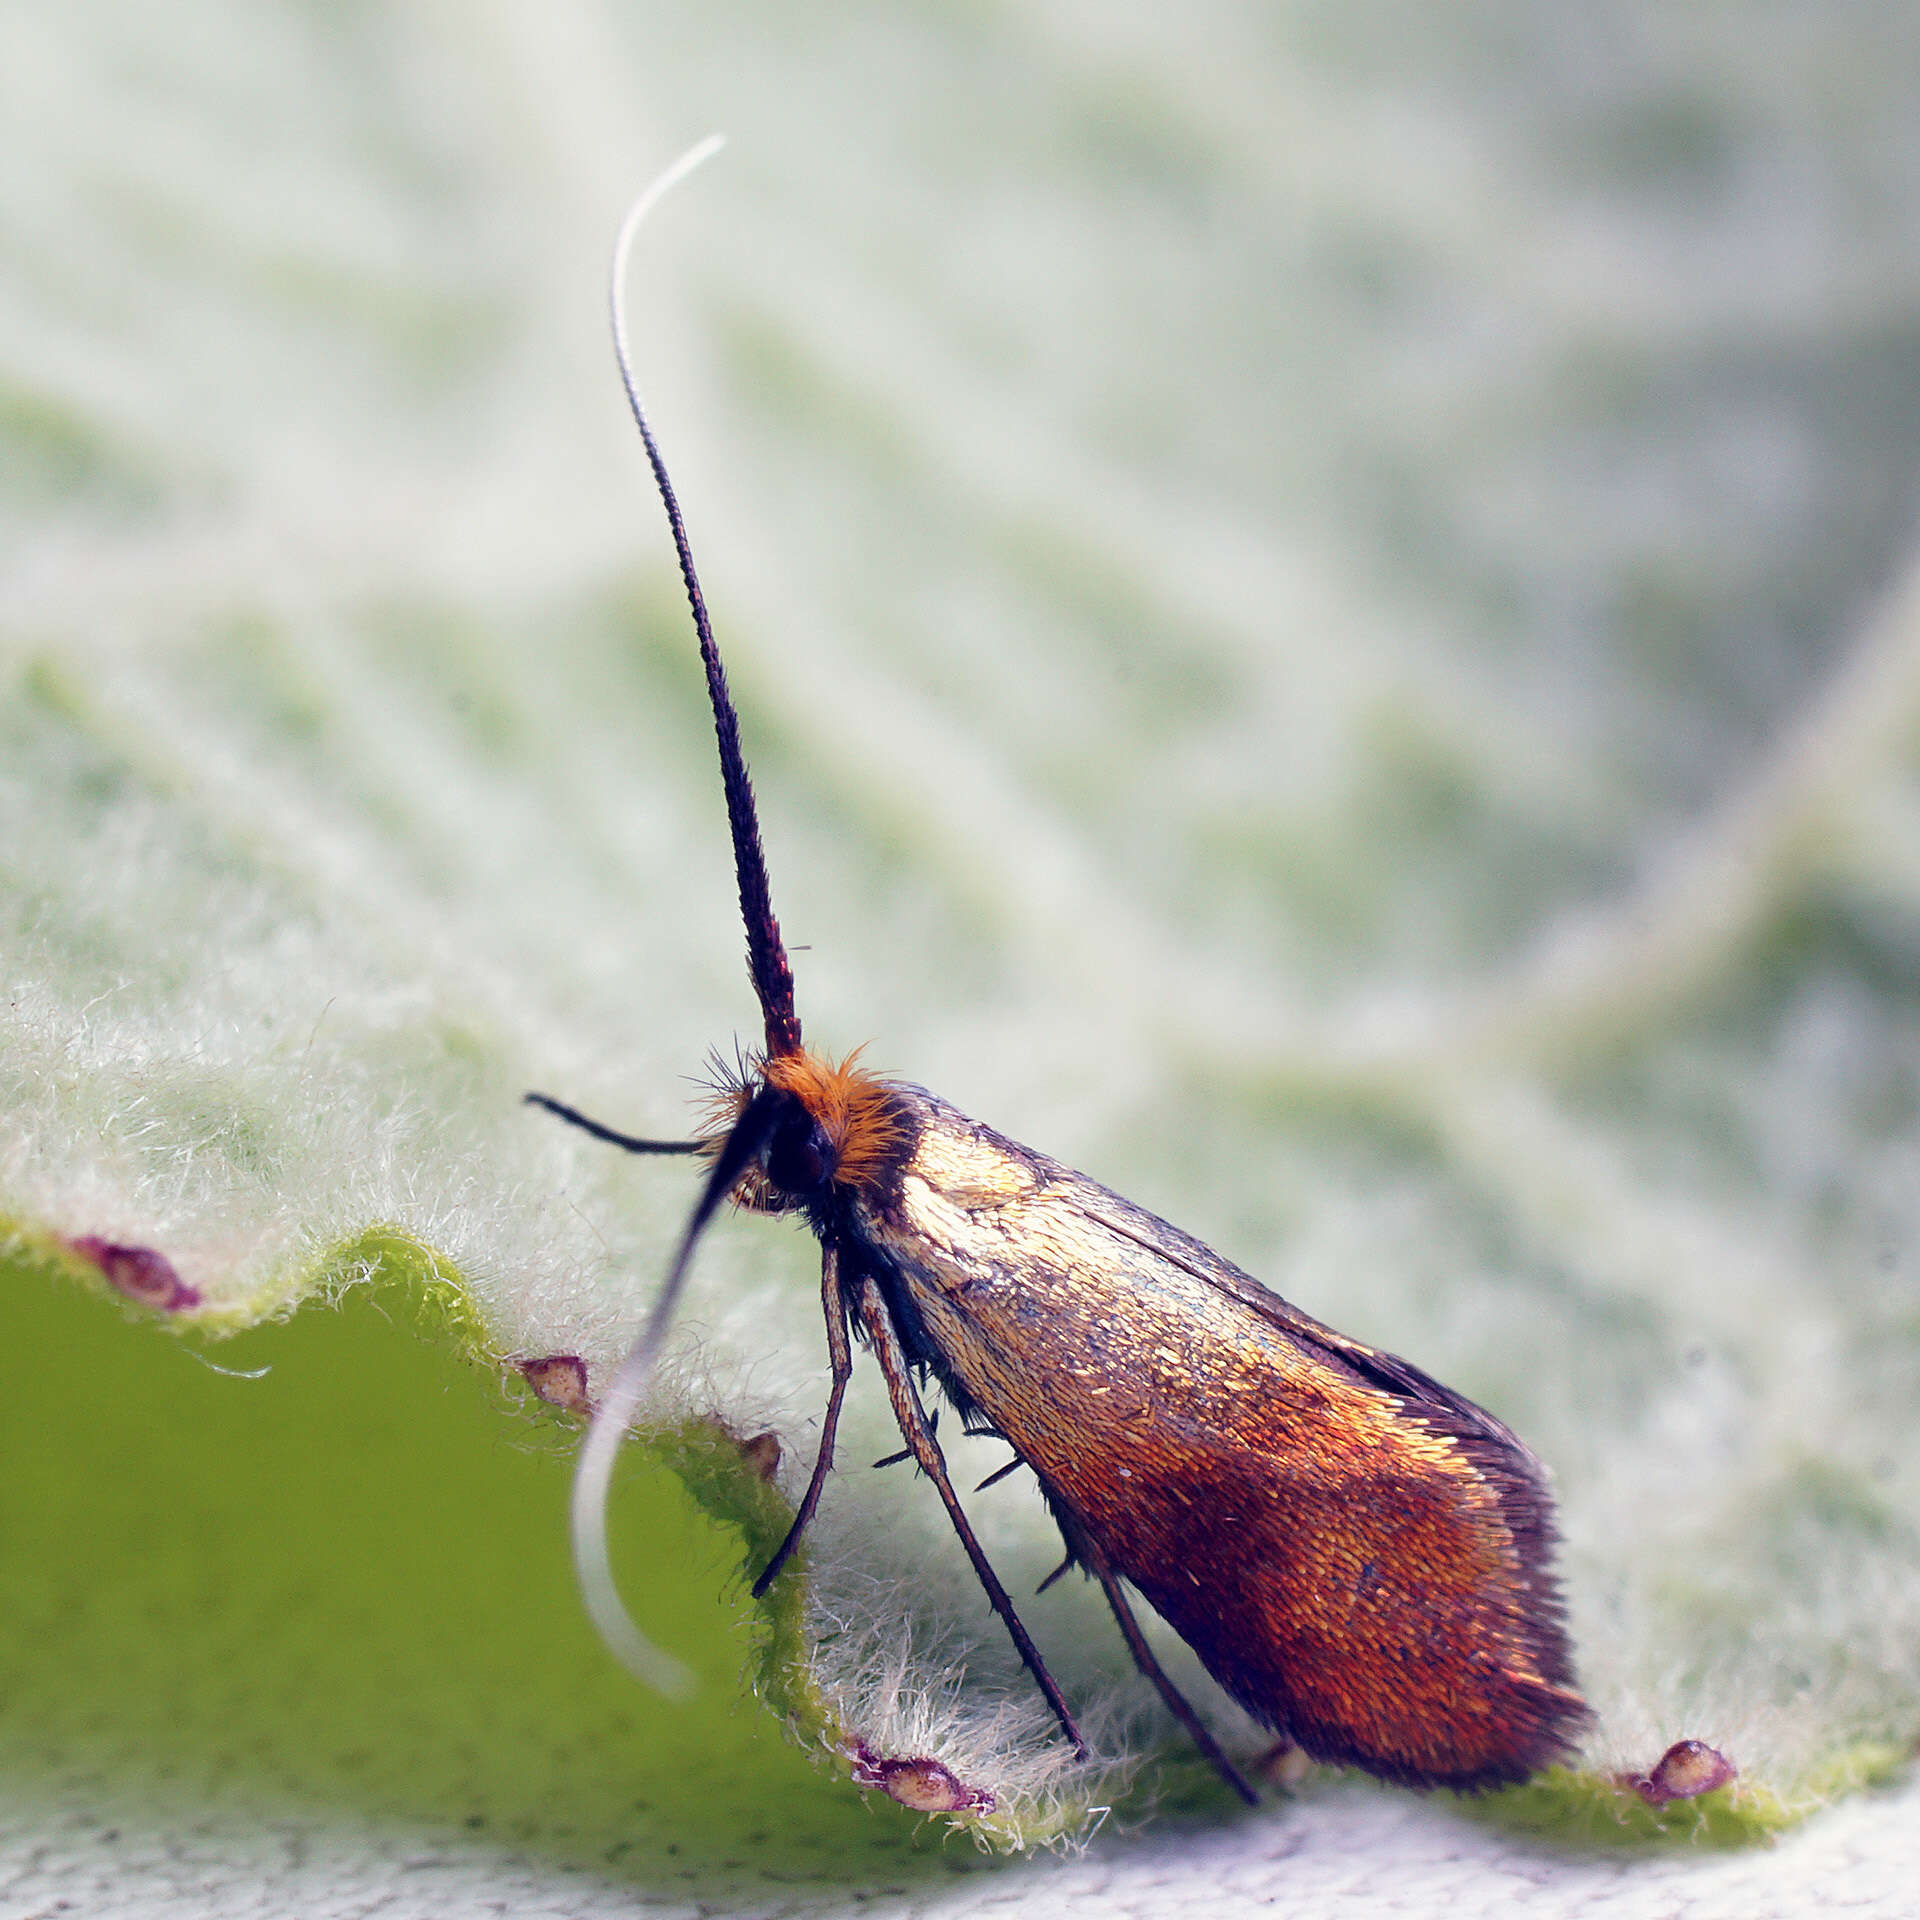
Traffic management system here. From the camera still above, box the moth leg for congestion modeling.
[1035,1553,1075,1595]
[854,1271,1087,1759]
[751,1239,853,1599]
[1098,1572,1257,1807]
[974,1453,1025,1493]
[872,1408,939,1470]
[523,1092,701,1155]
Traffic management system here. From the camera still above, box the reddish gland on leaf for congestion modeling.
[518,1354,592,1415]
[1255,1738,1312,1789]
[736,1430,781,1482]
[1618,1739,1737,1805]
[848,1744,995,1815]
[66,1237,200,1313]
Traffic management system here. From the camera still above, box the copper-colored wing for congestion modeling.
[851,1087,1587,1789]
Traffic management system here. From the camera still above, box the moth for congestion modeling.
[532,144,1589,1805]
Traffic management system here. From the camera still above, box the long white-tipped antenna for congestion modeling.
[572,1068,783,1693]
[569,134,738,1699]
[570,1300,699,1697]
[611,135,804,1062]
[609,134,724,433]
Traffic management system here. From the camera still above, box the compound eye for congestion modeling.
[762,1108,836,1199]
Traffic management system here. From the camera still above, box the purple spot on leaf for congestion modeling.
[1254,1737,1310,1789]
[517,1354,591,1415]
[848,1742,994,1815]
[1619,1738,1737,1806]
[66,1237,199,1313]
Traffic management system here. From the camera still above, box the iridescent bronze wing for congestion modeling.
[849,1085,1587,1788]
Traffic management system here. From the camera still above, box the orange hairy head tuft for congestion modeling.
[695,1046,907,1206]
[763,1046,905,1194]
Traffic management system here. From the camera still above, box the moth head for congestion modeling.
[704,1046,906,1211]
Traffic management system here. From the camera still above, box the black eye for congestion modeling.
[763,1108,835,1199]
